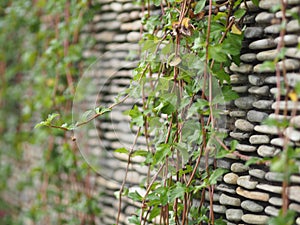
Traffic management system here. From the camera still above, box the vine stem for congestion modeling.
[116,127,141,225]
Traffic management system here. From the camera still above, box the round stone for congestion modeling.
[272,101,300,111]
[236,143,256,152]
[224,173,239,184]
[248,75,265,86]
[237,175,258,189]
[264,24,281,34]
[289,203,300,213]
[275,34,299,45]
[230,74,248,84]
[256,184,282,194]
[226,209,243,222]
[284,127,300,142]
[270,137,294,147]
[285,48,300,59]
[249,39,276,50]
[232,85,249,93]
[287,20,300,32]
[235,119,254,132]
[279,59,300,71]
[249,169,266,179]
[213,205,227,214]
[242,214,269,224]
[265,206,279,216]
[249,135,270,144]
[235,96,257,109]
[291,116,300,128]
[288,186,300,203]
[248,86,269,95]
[265,172,284,182]
[110,2,123,12]
[254,125,280,135]
[241,1,259,11]
[219,193,241,206]
[236,187,270,201]
[255,12,274,23]
[230,63,253,74]
[230,111,246,117]
[256,49,278,61]
[241,200,264,212]
[127,32,140,42]
[265,76,283,84]
[247,110,268,123]
[244,27,264,38]
[257,145,280,157]
[252,100,273,109]
[231,163,249,173]
[259,0,280,9]
[216,184,236,194]
[269,197,283,206]
[286,73,300,87]
[291,175,300,184]
[229,132,250,140]
[240,53,257,62]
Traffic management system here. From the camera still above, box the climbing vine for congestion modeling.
[34,0,300,225]
[117,1,245,224]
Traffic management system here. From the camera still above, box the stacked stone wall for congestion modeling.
[82,0,300,224]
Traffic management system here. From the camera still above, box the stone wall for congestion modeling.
[82,0,300,224]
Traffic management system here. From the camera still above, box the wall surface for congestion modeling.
[83,0,300,224]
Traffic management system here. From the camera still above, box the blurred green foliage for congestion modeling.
[0,0,100,224]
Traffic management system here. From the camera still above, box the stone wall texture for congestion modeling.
[83,0,300,224]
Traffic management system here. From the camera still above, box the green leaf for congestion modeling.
[154,144,171,164]
[251,0,259,6]
[234,8,246,19]
[209,168,228,185]
[114,148,129,154]
[95,107,111,114]
[208,45,227,62]
[194,0,206,14]
[245,157,263,166]
[128,191,143,202]
[168,182,186,202]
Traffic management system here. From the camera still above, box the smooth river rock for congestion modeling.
[241,200,264,212]
[242,214,269,224]
[236,187,270,201]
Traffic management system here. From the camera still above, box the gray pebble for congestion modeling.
[249,135,270,144]
[249,39,276,50]
[248,85,269,95]
[226,209,243,222]
[241,200,264,212]
[235,96,257,109]
[244,27,264,38]
[248,75,265,86]
[249,169,266,179]
[219,193,241,206]
[257,145,280,157]
[240,53,257,62]
[235,119,254,132]
[247,110,268,123]
[237,175,258,189]
[231,163,249,173]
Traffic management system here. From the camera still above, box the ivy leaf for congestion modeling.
[194,0,206,14]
